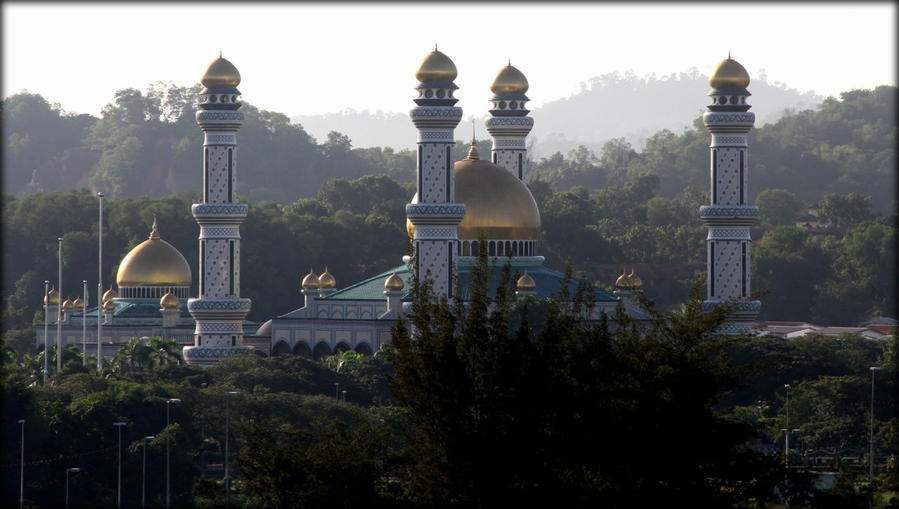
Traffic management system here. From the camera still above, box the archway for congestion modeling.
[272,341,291,356]
[354,342,373,356]
[293,342,312,358]
[313,342,331,360]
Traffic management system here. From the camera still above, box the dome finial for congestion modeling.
[467,124,480,161]
[435,42,438,51]
[728,50,731,60]
[219,49,223,59]
[149,216,160,240]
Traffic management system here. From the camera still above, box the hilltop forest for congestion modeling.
[1,84,896,348]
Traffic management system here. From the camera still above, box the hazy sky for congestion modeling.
[3,2,896,119]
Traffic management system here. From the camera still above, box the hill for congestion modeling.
[291,68,824,157]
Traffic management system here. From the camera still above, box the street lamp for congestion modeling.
[784,384,791,428]
[780,428,801,508]
[166,398,181,509]
[113,422,126,509]
[82,280,88,367]
[18,419,24,509]
[869,366,884,483]
[57,237,63,374]
[225,391,241,504]
[43,280,49,384]
[65,467,80,509]
[342,390,347,402]
[335,382,340,399]
[142,435,155,509]
[97,191,104,371]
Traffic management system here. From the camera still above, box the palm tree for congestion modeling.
[109,337,153,375]
[147,336,183,366]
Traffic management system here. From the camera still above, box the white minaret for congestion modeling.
[486,61,533,181]
[406,47,465,298]
[699,54,761,334]
[183,54,253,364]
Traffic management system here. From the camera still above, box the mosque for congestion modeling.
[36,49,762,364]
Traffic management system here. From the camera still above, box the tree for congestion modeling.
[387,250,781,507]
[818,193,873,226]
[757,188,806,227]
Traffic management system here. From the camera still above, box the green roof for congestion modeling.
[320,261,617,303]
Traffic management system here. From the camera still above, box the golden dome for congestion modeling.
[491,62,529,95]
[517,272,536,291]
[415,47,458,82]
[384,272,405,291]
[201,54,241,88]
[73,297,84,309]
[301,269,319,290]
[318,268,336,289]
[406,157,541,241]
[709,54,750,89]
[102,288,117,303]
[45,286,60,306]
[116,219,191,288]
[615,268,629,289]
[103,299,116,311]
[628,268,643,289]
[62,298,74,310]
[160,291,181,309]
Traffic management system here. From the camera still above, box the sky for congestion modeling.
[3,2,896,119]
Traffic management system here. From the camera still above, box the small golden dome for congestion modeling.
[301,269,319,290]
[201,54,241,88]
[318,268,336,289]
[160,291,181,309]
[73,297,84,309]
[517,272,536,291]
[415,47,458,82]
[103,299,116,311]
[615,268,629,289]
[628,268,643,289]
[45,286,60,306]
[116,219,191,288]
[709,54,750,89]
[102,288,117,303]
[407,157,541,241]
[62,298,74,310]
[384,272,405,291]
[491,62,529,95]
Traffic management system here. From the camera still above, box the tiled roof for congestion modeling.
[321,261,617,302]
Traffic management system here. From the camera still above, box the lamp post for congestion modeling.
[97,191,104,371]
[57,237,63,373]
[780,428,801,508]
[43,280,49,384]
[784,383,791,428]
[65,467,80,509]
[335,382,340,399]
[18,419,24,509]
[342,390,347,402]
[166,398,181,509]
[225,391,241,504]
[113,422,126,509]
[142,435,155,509]
[82,280,88,366]
[869,366,884,483]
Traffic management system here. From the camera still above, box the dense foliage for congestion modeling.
[1,255,895,508]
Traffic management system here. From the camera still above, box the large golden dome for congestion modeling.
[116,219,191,288]
[407,143,541,241]
[201,54,241,88]
[709,54,750,89]
[415,48,458,82]
[491,63,529,95]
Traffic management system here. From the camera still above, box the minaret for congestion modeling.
[406,47,465,298]
[486,61,532,181]
[699,54,761,334]
[183,54,253,364]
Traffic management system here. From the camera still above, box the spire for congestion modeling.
[467,125,480,161]
[219,49,223,58]
[149,216,160,240]
[434,42,438,51]
[728,50,731,60]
